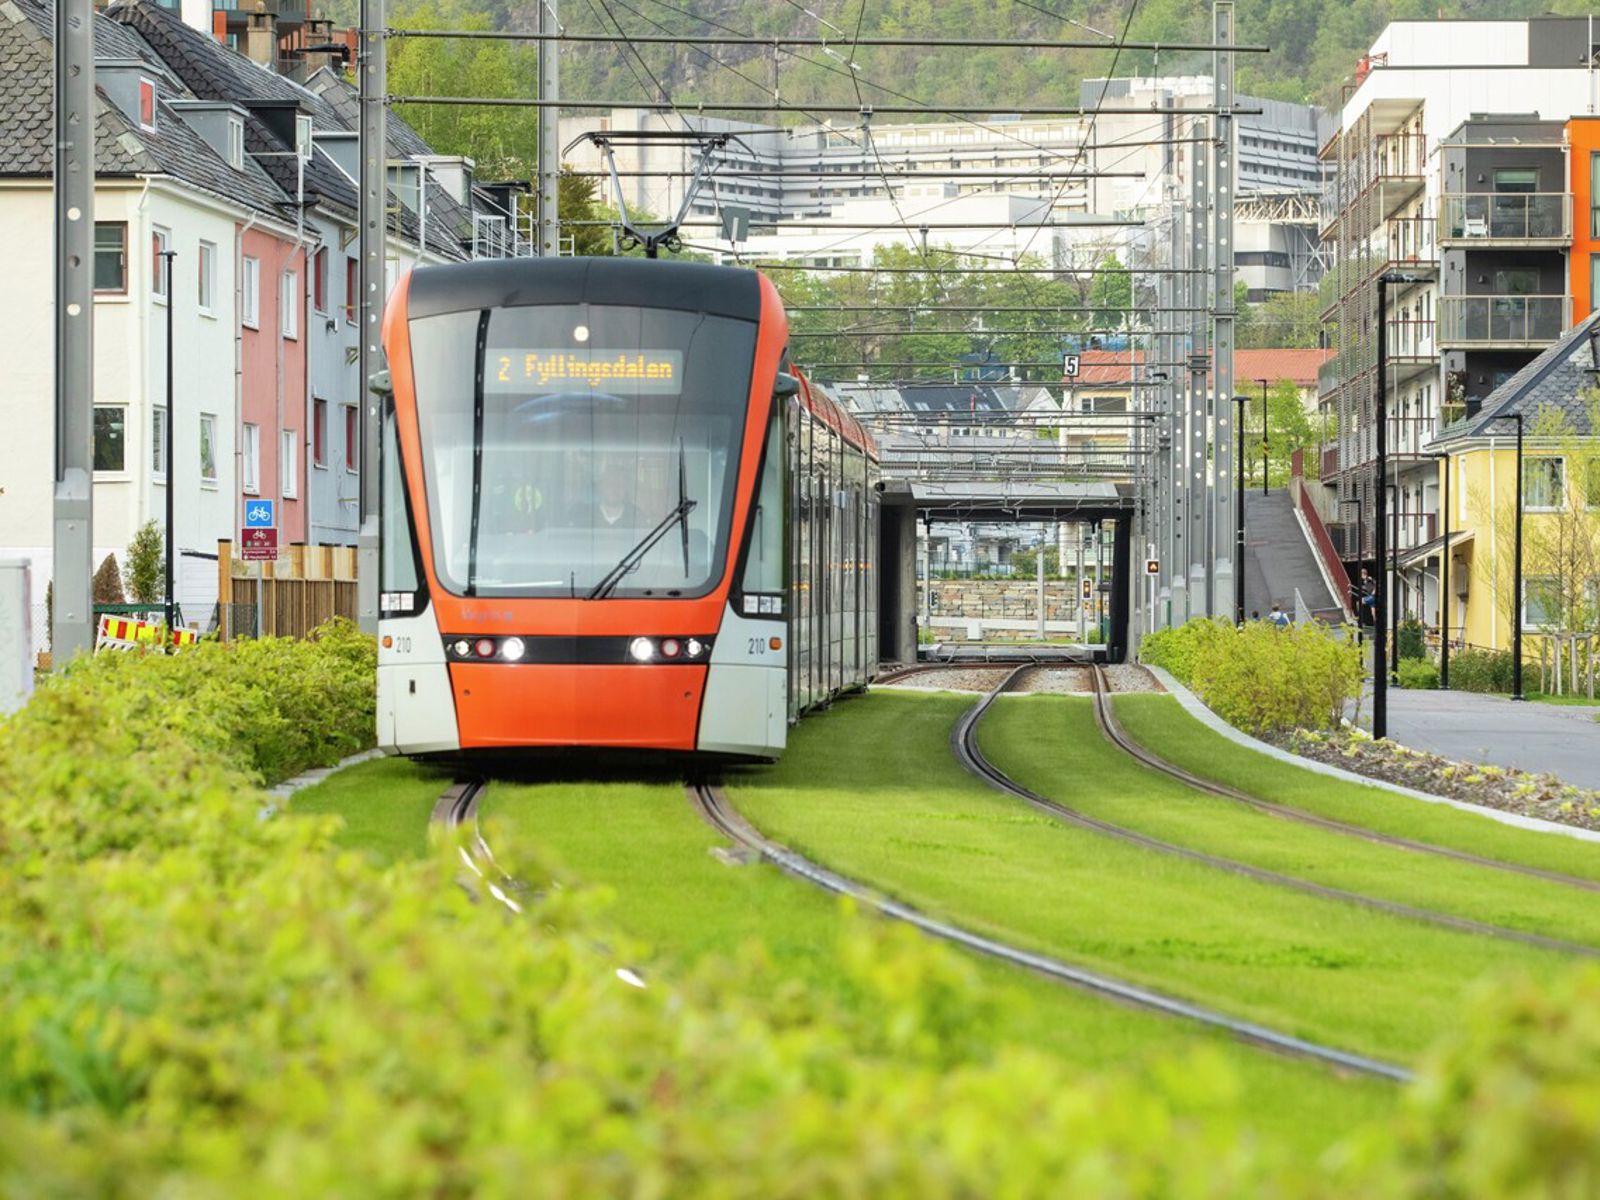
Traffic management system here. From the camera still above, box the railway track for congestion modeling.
[1084,665,1600,895]
[953,667,1600,960]
[686,779,1411,1082]
[431,779,524,914]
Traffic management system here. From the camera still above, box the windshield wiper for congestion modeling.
[587,442,696,600]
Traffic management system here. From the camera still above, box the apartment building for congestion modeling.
[1315,16,1600,629]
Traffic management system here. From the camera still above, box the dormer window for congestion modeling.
[228,117,245,169]
[296,114,313,161]
[139,78,156,131]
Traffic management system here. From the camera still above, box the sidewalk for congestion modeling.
[1350,688,1600,790]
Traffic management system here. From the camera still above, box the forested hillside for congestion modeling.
[380,0,1600,129]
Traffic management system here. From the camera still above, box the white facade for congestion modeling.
[0,179,296,622]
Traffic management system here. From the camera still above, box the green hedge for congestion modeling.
[1449,647,1518,694]
[1141,618,1364,734]
[3,623,1600,1193]
[1397,658,1439,690]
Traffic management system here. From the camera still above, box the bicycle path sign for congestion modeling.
[244,500,275,529]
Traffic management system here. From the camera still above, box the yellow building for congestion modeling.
[1418,314,1600,665]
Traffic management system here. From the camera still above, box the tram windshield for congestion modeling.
[408,303,757,598]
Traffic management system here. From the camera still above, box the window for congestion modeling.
[152,406,167,477]
[93,405,126,473]
[281,430,297,497]
[1591,152,1600,239]
[199,413,218,483]
[1456,455,1467,524]
[1524,455,1565,510]
[1592,254,1600,316]
[227,117,244,170]
[241,255,260,328]
[1523,576,1560,629]
[138,78,156,131]
[313,247,327,313]
[295,114,313,160]
[94,223,127,293]
[242,422,260,493]
[741,408,785,596]
[344,256,357,324]
[151,226,171,300]
[344,405,359,473]
[1494,268,1539,295]
[281,270,298,339]
[197,240,216,314]
[1493,167,1537,194]
[1587,456,1600,509]
[313,397,328,467]
[381,401,420,594]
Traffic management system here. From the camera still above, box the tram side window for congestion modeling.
[743,411,785,593]
[381,405,420,593]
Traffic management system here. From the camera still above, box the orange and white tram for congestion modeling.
[376,257,879,760]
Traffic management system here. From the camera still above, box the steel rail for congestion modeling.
[954,668,1600,959]
[685,777,1411,1081]
[387,29,1270,52]
[432,779,527,912]
[1087,667,1600,895]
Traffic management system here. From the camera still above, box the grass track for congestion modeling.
[729,692,1575,1065]
[1112,694,1600,884]
[290,756,451,863]
[977,693,1600,949]
[477,770,1392,1153]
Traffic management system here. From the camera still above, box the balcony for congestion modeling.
[1392,510,1438,552]
[1382,214,1436,270]
[1437,295,1569,349]
[1439,193,1571,247]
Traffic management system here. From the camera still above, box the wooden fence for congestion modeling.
[217,541,359,640]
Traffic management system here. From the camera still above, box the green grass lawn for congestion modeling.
[289,756,453,864]
[977,694,1600,949]
[1111,694,1600,884]
[728,692,1578,1067]
[477,768,1392,1156]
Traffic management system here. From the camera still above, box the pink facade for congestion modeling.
[238,224,306,543]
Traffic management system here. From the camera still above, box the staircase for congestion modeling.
[1242,489,1344,622]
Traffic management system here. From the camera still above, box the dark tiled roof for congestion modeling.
[2,0,287,220]
[1432,308,1600,444]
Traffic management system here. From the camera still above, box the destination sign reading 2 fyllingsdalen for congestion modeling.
[488,350,685,395]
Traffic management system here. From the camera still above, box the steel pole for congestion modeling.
[1209,0,1237,620]
[1260,377,1269,494]
[1234,395,1246,623]
[356,0,387,635]
[536,0,560,253]
[1391,480,1401,684]
[1512,415,1525,700]
[53,0,96,663]
[160,250,176,642]
[1374,279,1389,739]
[1439,451,1450,689]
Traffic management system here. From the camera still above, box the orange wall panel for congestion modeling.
[1569,118,1600,321]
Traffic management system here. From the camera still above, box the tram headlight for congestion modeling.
[685,638,704,659]
[452,639,472,657]
[629,636,655,662]
[501,636,526,662]
[473,638,497,659]
[660,638,681,659]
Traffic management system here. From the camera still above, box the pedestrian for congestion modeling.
[1358,569,1377,627]
[1269,603,1291,628]
[1250,609,1261,622]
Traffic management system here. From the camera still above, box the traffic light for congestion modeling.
[1081,577,1093,599]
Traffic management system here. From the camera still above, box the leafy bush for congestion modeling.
[91,553,125,604]
[1396,658,1439,690]
[1397,618,1426,662]
[1142,618,1362,734]
[125,520,166,605]
[1449,647,1517,694]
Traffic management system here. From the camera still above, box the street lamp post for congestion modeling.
[1390,481,1402,685]
[1438,450,1451,689]
[1488,413,1526,701]
[158,248,177,645]
[1340,497,1364,641]
[1257,377,1269,495]
[1373,271,1425,740]
[1231,393,1249,624]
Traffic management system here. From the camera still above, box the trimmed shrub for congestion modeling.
[1450,647,1516,694]
[91,553,125,604]
[1397,658,1439,690]
[1143,618,1362,734]
[125,520,166,605]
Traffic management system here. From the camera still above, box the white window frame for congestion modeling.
[342,404,359,474]
[152,405,168,479]
[227,117,245,170]
[281,429,298,498]
[197,239,216,316]
[295,114,313,160]
[312,246,328,314]
[313,397,328,469]
[1521,575,1560,630]
[281,269,299,340]
[199,412,219,485]
[242,422,260,494]
[138,77,157,132]
[151,225,171,302]
[93,404,128,477]
[241,255,260,329]
[1523,455,1566,513]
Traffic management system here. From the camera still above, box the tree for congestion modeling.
[1238,378,1319,488]
[1245,291,1322,349]
[126,520,166,605]
[1087,255,1132,333]
[92,553,125,605]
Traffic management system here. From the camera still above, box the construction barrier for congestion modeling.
[95,614,200,653]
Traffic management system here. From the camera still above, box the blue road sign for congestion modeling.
[244,499,276,529]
